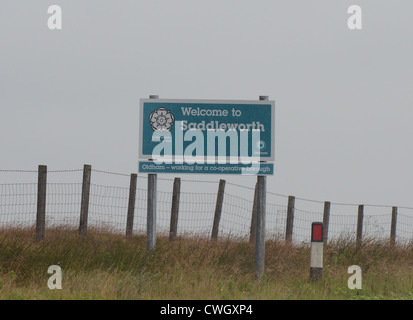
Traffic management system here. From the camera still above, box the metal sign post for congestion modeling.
[147,95,159,250]
[255,96,268,281]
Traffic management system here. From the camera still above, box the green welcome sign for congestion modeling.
[138,99,275,175]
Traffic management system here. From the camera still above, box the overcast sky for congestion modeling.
[1,1,413,207]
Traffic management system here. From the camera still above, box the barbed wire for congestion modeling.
[294,196,325,204]
[91,169,131,177]
[0,169,38,173]
[1,167,413,243]
[48,169,83,173]
[226,181,255,190]
[2,167,413,208]
[0,169,85,173]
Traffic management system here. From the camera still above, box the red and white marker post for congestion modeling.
[310,222,324,281]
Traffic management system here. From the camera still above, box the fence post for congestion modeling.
[126,173,137,237]
[390,206,398,246]
[147,173,157,250]
[79,164,92,237]
[323,201,331,245]
[169,178,181,241]
[249,182,258,243]
[356,204,364,246]
[255,175,266,281]
[285,196,295,243]
[211,179,226,240]
[36,165,47,241]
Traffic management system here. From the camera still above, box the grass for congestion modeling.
[1,227,413,299]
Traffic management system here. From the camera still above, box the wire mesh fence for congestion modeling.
[1,167,413,244]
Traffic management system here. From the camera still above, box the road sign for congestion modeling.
[138,98,275,175]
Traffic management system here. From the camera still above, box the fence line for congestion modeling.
[1,165,413,244]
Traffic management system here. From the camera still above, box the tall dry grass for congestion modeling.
[1,227,413,299]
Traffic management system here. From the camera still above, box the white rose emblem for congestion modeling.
[149,107,175,132]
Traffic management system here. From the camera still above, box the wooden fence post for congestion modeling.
[323,201,331,245]
[126,173,137,237]
[249,183,258,243]
[255,175,266,281]
[211,179,226,240]
[285,196,295,243]
[79,164,92,237]
[169,178,181,241]
[147,173,157,250]
[356,204,364,246]
[390,206,398,246]
[36,165,47,241]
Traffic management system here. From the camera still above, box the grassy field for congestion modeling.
[1,228,413,300]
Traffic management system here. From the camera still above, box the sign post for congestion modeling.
[255,95,268,281]
[147,95,159,250]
